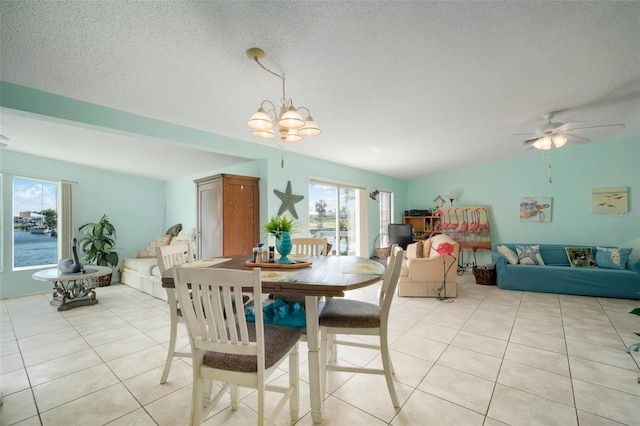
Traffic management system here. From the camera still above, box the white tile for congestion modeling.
[436,345,502,381]
[21,336,90,366]
[40,382,140,425]
[497,360,574,406]
[0,388,38,425]
[569,356,640,397]
[418,364,494,414]
[391,389,484,425]
[488,384,577,426]
[566,339,638,370]
[93,333,160,363]
[450,331,507,358]
[105,407,158,426]
[503,342,570,376]
[107,344,169,381]
[0,367,31,395]
[26,348,103,386]
[390,333,448,362]
[509,327,567,354]
[123,361,193,405]
[573,379,640,425]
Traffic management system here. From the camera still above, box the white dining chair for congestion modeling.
[174,266,300,426]
[319,245,404,408]
[291,237,328,256]
[156,242,193,384]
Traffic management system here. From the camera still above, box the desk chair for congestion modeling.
[156,243,193,384]
[291,238,328,256]
[174,266,300,426]
[319,245,404,408]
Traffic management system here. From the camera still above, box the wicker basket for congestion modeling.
[96,272,112,287]
[373,234,391,258]
[472,265,496,285]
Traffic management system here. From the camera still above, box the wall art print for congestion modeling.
[520,197,552,223]
[591,187,628,214]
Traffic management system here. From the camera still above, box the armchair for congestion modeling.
[397,234,459,297]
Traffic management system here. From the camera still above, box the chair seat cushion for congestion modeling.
[203,323,301,372]
[319,299,381,328]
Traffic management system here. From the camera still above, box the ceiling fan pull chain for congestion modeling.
[548,157,553,184]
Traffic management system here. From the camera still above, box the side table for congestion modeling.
[32,266,112,311]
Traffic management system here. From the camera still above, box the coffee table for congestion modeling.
[32,266,112,311]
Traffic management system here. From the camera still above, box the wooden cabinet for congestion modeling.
[195,174,260,258]
[403,215,440,240]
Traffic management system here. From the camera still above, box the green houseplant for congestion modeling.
[263,215,296,264]
[263,215,296,238]
[78,214,119,286]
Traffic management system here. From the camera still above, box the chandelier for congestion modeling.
[531,135,567,150]
[246,48,321,143]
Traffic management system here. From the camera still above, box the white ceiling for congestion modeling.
[1,1,639,180]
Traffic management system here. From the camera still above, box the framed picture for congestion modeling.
[591,187,628,214]
[520,197,552,223]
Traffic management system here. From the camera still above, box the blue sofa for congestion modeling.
[491,243,640,300]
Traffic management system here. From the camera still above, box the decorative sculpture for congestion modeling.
[58,238,83,273]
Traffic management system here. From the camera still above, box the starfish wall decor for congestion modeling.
[274,181,304,219]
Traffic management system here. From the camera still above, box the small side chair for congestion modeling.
[319,245,404,408]
[174,266,300,426]
[291,237,328,256]
[156,243,193,384]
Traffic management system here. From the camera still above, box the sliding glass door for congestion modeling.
[308,180,362,256]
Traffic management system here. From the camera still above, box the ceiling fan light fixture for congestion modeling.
[533,136,552,150]
[279,105,305,129]
[552,135,567,148]
[283,128,303,143]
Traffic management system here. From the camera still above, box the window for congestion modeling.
[378,191,393,248]
[308,180,363,256]
[13,177,59,269]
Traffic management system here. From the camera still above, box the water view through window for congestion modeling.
[13,178,59,268]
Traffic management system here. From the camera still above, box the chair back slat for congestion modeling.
[379,245,403,312]
[156,242,193,274]
[174,267,262,358]
[291,238,328,256]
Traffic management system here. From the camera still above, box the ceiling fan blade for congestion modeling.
[512,132,539,136]
[555,121,586,133]
[569,123,625,132]
[568,133,591,144]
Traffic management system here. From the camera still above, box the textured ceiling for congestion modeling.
[1,1,639,180]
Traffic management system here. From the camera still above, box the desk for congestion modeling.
[32,266,112,311]
[162,254,384,424]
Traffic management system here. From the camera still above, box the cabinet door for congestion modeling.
[197,178,223,259]
[223,176,259,256]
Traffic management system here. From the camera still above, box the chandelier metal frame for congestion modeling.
[246,48,321,143]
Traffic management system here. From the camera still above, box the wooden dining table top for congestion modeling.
[161,254,385,298]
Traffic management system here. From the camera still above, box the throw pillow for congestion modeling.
[133,235,173,258]
[516,245,545,265]
[171,227,196,243]
[497,245,519,264]
[565,247,597,268]
[165,223,183,236]
[422,238,432,258]
[595,247,632,270]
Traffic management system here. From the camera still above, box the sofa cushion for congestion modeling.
[565,247,596,268]
[122,258,158,275]
[406,241,423,259]
[516,245,544,265]
[423,238,432,258]
[498,245,519,264]
[595,247,632,270]
[133,235,173,258]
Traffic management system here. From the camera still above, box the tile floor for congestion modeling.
[1,272,639,425]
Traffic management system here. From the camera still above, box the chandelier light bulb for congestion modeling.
[298,116,321,137]
[252,128,276,139]
[247,107,274,130]
[284,129,303,143]
[279,106,305,129]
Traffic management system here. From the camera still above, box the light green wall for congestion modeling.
[0,82,405,298]
[0,150,165,298]
[407,137,640,265]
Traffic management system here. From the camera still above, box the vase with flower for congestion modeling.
[263,215,296,264]
[433,241,457,300]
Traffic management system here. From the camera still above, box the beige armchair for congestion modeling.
[397,233,459,297]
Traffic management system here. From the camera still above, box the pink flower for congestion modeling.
[435,242,455,257]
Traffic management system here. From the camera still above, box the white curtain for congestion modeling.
[59,181,74,259]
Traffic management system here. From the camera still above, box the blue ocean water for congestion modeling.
[14,229,58,267]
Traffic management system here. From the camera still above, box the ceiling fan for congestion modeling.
[514,111,624,150]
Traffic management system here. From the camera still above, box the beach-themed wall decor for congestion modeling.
[591,187,628,214]
[520,197,552,223]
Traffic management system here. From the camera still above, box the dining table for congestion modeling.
[162,254,385,424]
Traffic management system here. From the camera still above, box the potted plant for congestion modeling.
[78,214,119,286]
[263,215,296,264]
